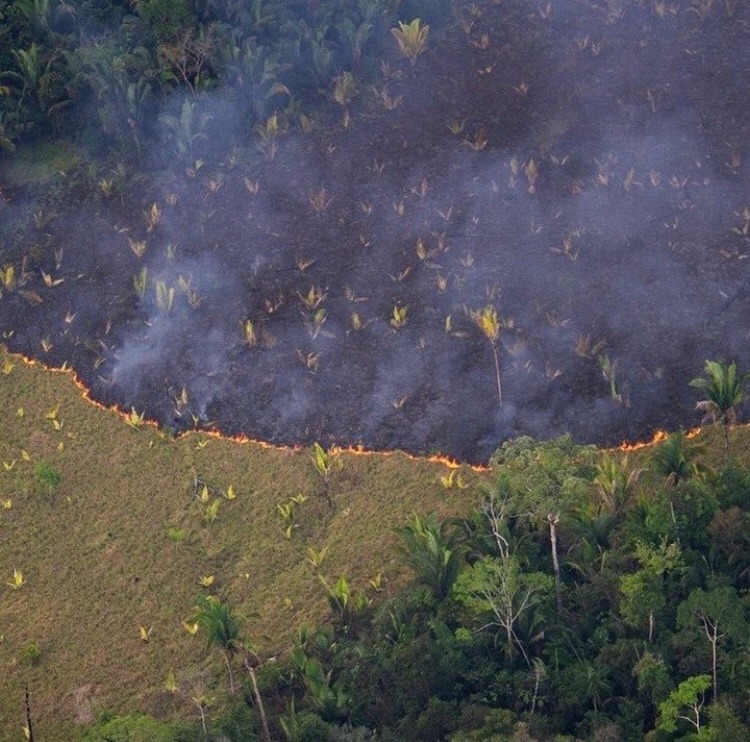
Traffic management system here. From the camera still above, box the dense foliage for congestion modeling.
[79,433,750,741]
[0,0,450,158]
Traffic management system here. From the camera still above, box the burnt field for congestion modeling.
[2,0,750,462]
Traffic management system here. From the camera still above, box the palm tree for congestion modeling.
[396,512,463,600]
[471,305,504,404]
[12,0,51,32]
[190,596,271,741]
[689,360,750,457]
[568,659,613,717]
[594,454,641,519]
[191,595,242,693]
[650,430,708,486]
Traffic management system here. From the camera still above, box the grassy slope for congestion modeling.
[0,348,485,740]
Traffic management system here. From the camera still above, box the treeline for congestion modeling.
[80,428,750,741]
[0,0,452,159]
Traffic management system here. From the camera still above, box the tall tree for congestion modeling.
[191,595,242,693]
[620,539,683,643]
[677,586,746,702]
[490,436,597,613]
[190,596,271,741]
[657,675,711,735]
[453,555,552,666]
[690,360,750,457]
[396,512,463,600]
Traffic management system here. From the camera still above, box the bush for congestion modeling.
[288,710,331,742]
[21,642,41,666]
[166,526,187,542]
[35,460,61,494]
[80,712,178,741]
[138,0,195,42]
[210,699,259,740]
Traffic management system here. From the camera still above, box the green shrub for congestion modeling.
[166,526,187,542]
[80,712,179,741]
[138,0,195,42]
[35,460,61,494]
[21,642,41,666]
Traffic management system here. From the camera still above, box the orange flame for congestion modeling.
[615,427,701,452]
[11,353,164,426]
[8,349,705,471]
[5,350,489,471]
[190,426,303,452]
[329,444,490,472]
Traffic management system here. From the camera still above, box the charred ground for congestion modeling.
[2,0,750,462]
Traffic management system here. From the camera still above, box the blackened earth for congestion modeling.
[2,1,750,463]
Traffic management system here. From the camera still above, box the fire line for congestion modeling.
[3,348,703,471]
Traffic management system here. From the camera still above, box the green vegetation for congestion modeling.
[690,359,750,456]
[34,458,60,494]
[0,0,440,161]
[21,641,41,667]
[2,348,750,740]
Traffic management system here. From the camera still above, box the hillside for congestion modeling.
[0,348,481,739]
[2,0,750,738]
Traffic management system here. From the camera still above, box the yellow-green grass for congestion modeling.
[0,349,485,739]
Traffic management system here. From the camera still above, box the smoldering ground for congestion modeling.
[1,1,750,462]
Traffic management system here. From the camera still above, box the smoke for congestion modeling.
[1,1,749,461]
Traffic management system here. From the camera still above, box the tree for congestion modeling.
[9,0,52,36]
[566,658,613,717]
[677,587,746,702]
[704,703,750,742]
[396,512,463,600]
[68,42,157,153]
[157,26,217,96]
[453,556,552,666]
[633,652,673,708]
[690,359,750,457]
[455,475,553,665]
[242,649,272,742]
[471,305,505,404]
[650,430,708,486]
[593,454,641,519]
[620,539,683,643]
[216,38,290,123]
[137,0,196,43]
[191,595,242,693]
[490,436,597,613]
[657,674,711,735]
[2,42,70,131]
[159,97,211,156]
[190,596,271,741]
[708,507,750,584]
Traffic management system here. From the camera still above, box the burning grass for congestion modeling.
[2,0,750,736]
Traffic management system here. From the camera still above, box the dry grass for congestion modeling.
[0,348,484,739]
